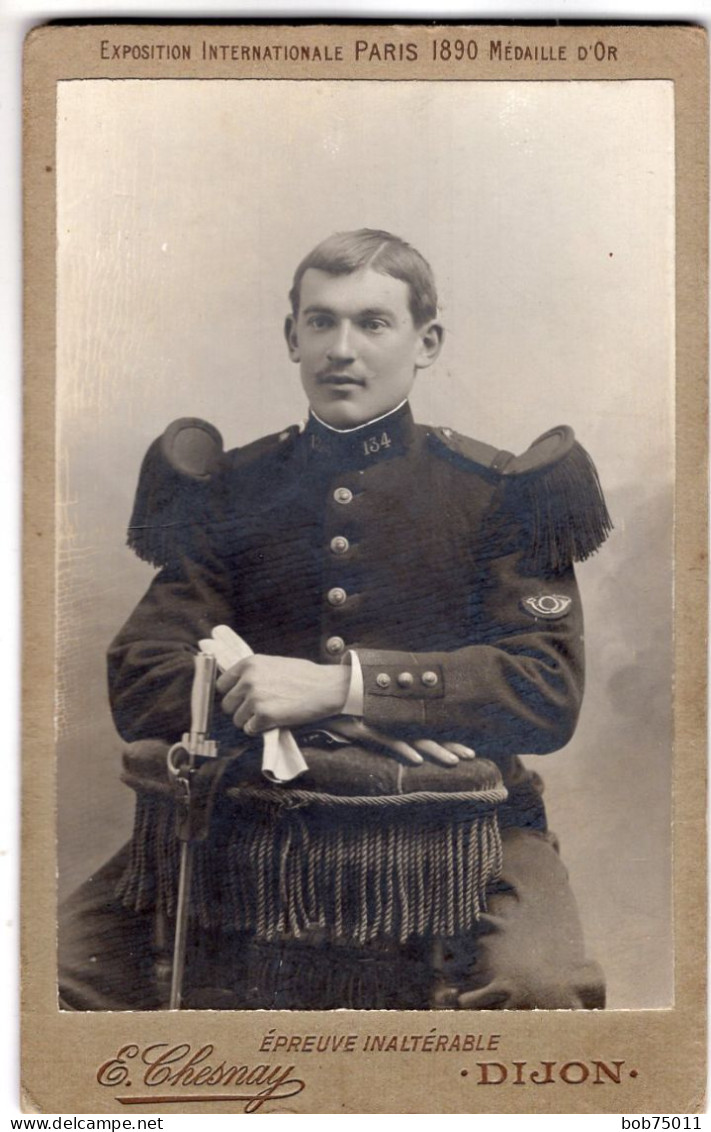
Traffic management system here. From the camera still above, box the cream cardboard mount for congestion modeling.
[22,22,707,1115]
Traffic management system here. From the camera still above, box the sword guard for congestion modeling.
[167,743,196,842]
[166,742,230,843]
[180,732,218,759]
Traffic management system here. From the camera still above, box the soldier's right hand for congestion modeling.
[321,716,475,767]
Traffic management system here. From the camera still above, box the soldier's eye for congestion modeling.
[306,315,333,330]
[362,318,388,332]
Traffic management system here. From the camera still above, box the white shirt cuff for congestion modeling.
[341,649,365,716]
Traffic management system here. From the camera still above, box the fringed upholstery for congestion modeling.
[117,771,507,948]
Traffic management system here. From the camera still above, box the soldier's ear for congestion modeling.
[415,320,444,370]
[284,315,300,362]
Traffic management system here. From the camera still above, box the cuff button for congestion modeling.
[397,671,414,688]
[421,670,439,687]
[376,673,392,689]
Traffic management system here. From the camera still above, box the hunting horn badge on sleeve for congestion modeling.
[521,594,573,620]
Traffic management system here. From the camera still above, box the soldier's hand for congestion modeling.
[321,717,475,767]
[217,654,351,733]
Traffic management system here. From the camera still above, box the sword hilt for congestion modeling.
[181,652,218,758]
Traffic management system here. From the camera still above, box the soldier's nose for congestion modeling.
[327,324,356,362]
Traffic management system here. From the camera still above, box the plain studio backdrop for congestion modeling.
[56,78,674,1010]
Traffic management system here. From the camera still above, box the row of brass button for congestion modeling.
[325,489,354,656]
[375,670,439,689]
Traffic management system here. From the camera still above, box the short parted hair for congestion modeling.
[289,229,439,328]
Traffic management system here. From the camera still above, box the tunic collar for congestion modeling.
[302,401,417,469]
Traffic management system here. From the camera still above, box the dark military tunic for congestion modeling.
[60,401,611,1012]
[109,401,605,831]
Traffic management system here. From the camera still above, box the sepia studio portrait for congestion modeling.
[56,78,674,1014]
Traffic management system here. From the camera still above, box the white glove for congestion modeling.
[199,625,309,784]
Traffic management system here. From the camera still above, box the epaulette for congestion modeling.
[432,423,612,573]
[127,418,299,567]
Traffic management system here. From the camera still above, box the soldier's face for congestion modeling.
[285,268,442,428]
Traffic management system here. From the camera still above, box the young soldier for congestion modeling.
[60,229,611,1011]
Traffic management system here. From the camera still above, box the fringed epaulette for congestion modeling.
[495,425,613,574]
[127,418,301,568]
[127,418,227,568]
[433,423,612,574]
[498,425,613,573]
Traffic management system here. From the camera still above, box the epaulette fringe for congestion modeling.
[502,440,613,574]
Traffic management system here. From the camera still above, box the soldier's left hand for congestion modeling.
[217,654,351,733]
[319,716,476,767]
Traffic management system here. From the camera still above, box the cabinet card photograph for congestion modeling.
[23,23,706,1115]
